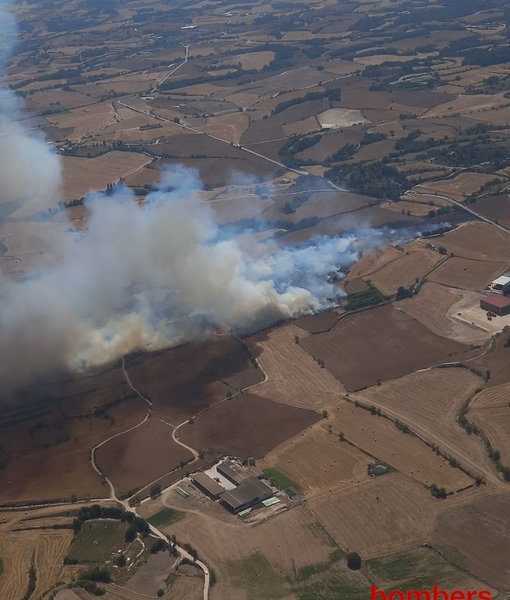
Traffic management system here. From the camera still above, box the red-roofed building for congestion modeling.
[480,294,510,316]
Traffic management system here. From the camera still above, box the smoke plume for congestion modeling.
[0,3,380,394]
[0,1,61,213]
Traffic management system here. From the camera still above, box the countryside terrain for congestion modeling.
[1,0,510,599]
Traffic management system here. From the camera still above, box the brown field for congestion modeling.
[165,571,203,600]
[261,425,370,496]
[126,337,263,423]
[294,310,340,334]
[48,101,119,141]
[168,505,335,599]
[199,112,250,144]
[234,51,275,71]
[431,493,510,590]
[354,368,494,481]
[61,152,152,201]
[297,129,364,163]
[179,392,320,458]
[469,383,510,465]
[0,531,36,599]
[330,400,472,490]
[469,329,510,389]
[283,115,321,136]
[208,193,272,224]
[415,172,502,201]
[471,193,510,228]
[247,323,343,410]
[346,245,403,280]
[422,93,509,119]
[300,305,474,391]
[0,395,146,504]
[280,205,417,245]
[433,222,510,262]
[428,256,506,291]
[96,417,193,494]
[366,247,443,296]
[398,282,491,345]
[309,474,438,557]
[383,199,438,217]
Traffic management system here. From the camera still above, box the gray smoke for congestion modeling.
[0,2,61,213]
[0,3,379,394]
[0,164,366,392]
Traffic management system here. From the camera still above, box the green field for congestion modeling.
[292,565,369,600]
[147,507,184,528]
[228,553,291,600]
[368,547,475,591]
[263,468,298,493]
[67,519,128,564]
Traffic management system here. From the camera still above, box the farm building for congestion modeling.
[217,460,263,486]
[191,472,226,500]
[220,476,274,514]
[480,294,510,316]
[489,275,510,294]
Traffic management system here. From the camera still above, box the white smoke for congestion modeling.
[0,3,388,394]
[0,2,61,214]
[0,165,366,392]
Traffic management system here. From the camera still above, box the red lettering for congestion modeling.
[389,592,404,600]
[433,586,449,600]
[466,592,477,600]
[371,585,387,600]
[478,592,493,600]
[450,592,465,600]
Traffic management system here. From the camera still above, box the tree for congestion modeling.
[347,552,362,570]
[157,590,164,597]
[125,525,137,543]
[150,484,162,499]
[116,554,127,567]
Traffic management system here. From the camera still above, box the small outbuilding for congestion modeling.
[480,294,510,316]
[490,275,510,294]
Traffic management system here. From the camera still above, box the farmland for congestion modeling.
[2,0,510,598]
[299,305,475,391]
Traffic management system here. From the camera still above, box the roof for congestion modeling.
[492,276,510,286]
[191,472,226,496]
[220,477,273,510]
[481,294,510,309]
[217,460,262,484]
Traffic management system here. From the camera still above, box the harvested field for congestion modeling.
[291,190,373,221]
[125,337,263,423]
[469,383,510,465]
[0,531,37,600]
[329,400,472,490]
[422,93,509,119]
[346,245,404,280]
[61,152,152,201]
[125,551,174,596]
[199,112,250,144]
[297,129,364,163]
[317,108,370,129]
[294,310,340,334]
[33,531,74,597]
[280,205,418,245]
[398,282,492,345]
[470,193,510,228]
[168,504,336,599]
[234,51,275,71]
[260,425,369,496]
[300,305,474,391]
[354,368,493,481]
[431,222,510,262]
[247,323,343,410]
[48,102,118,141]
[165,570,203,600]
[365,247,443,296]
[415,172,502,202]
[179,392,320,459]
[428,256,506,291]
[95,417,193,494]
[310,474,438,557]
[430,493,510,590]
